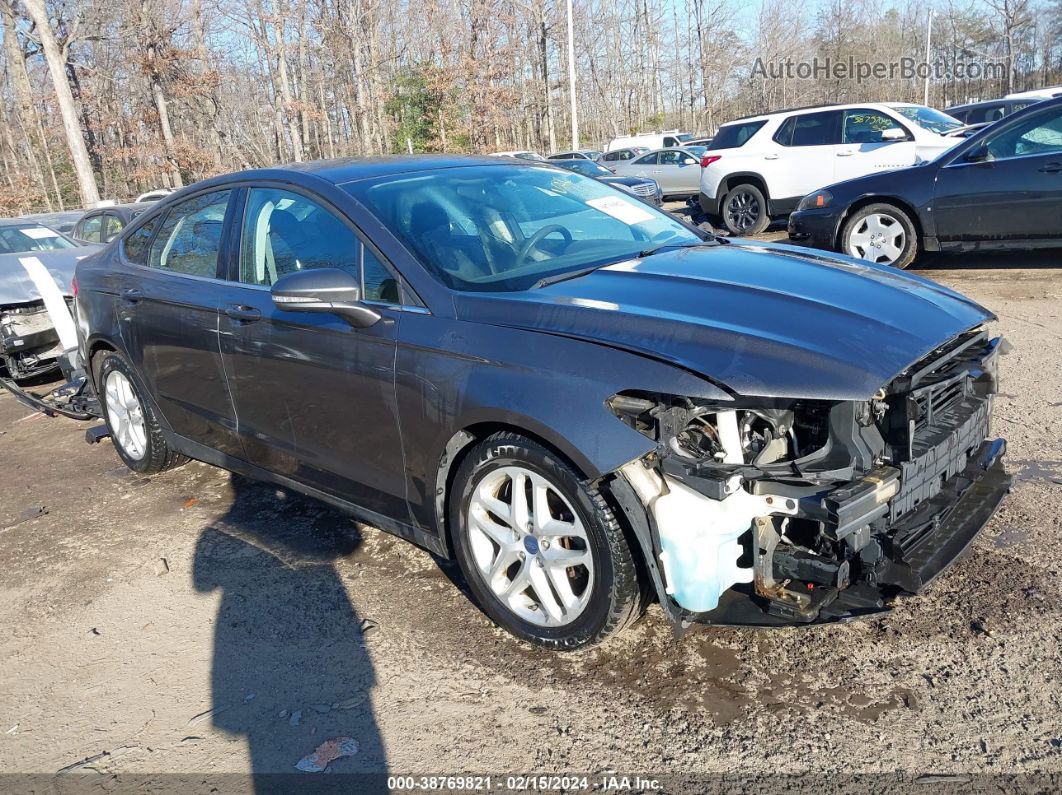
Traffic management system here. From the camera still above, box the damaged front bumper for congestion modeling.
[607,329,1011,628]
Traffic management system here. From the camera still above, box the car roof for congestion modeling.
[722,101,918,125]
[250,155,515,185]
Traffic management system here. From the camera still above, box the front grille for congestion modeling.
[630,182,656,197]
[884,329,999,522]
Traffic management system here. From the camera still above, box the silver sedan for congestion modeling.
[610,147,706,197]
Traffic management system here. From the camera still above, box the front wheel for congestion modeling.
[722,183,770,235]
[841,203,918,268]
[450,432,645,650]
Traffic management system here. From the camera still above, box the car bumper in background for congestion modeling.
[787,208,841,250]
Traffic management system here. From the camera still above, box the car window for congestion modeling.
[0,225,76,253]
[602,152,617,162]
[842,109,906,144]
[775,111,840,147]
[103,214,124,243]
[123,216,161,266]
[363,246,400,303]
[80,214,103,243]
[707,120,767,150]
[985,108,1062,160]
[632,152,659,165]
[659,150,682,165]
[148,190,231,277]
[347,164,701,293]
[663,137,678,147]
[889,104,962,135]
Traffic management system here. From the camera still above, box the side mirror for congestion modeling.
[881,127,907,141]
[271,267,381,328]
[964,142,991,163]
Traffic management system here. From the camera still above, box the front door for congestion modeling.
[655,149,701,193]
[215,185,409,518]
[118,188,242,455]
[934,104,1062,245]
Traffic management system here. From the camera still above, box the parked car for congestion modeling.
[76,156,1008,649]
[606,131,695,151]
[611,147,706,198]
[549,159,662,205]
[135,188,174,203]
[547,150,603,161]
[945,98,1036,126]
[13,209,85,235]
[1005,86,1062,101]
[0,221,100,382]
[71,203,152,245]
[489,151,547,161]
[698,103,965,235]
[596,147,650,167]
[788,96,1062,268]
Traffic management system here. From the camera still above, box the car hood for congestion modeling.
[454,242,994,400]
[0,246,99,305]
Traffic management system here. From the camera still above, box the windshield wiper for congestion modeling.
[637,237,726,258]
[532,264,608,289]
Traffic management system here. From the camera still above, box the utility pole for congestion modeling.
[566,0,578,150]
[923,10,934,106]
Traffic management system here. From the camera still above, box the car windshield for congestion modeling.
[676,133,694,142]
[514,152,545,161]
[347,164,701,292]
[558,160,612,177]
[0,224,77,254]
[889,105,963,135]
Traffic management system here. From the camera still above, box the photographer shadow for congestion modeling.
[192,474,387,790]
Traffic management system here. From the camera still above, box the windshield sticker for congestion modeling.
[21,227,60,239]
[586,195,655,225]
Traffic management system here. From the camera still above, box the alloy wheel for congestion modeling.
[725,190,760,232]
[105,370,148,461]
[847,213,906,265]
[466,465,594,627]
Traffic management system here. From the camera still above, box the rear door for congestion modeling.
[933,104,1062,245]
[619,151,660,180]
[768,110,841,199]
[213,185,409,517]
[118,188,243,455]
[834,108,919,183]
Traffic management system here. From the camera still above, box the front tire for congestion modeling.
[450,432,644,650]
[722,183,770,235]
[95,350,188,474]
[841,203,918,268]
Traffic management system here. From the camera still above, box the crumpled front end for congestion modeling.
[606,327,1010,627]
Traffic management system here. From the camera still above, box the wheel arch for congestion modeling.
[718,172,770,214]
[834,195,925,251]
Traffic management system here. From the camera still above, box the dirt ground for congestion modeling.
[1,235,1060,788]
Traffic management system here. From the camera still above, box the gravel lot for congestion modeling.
[1,232,1060,786]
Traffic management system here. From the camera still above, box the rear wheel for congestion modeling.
[722,183,770,235]
[95,351,187,474]
[450,432,645,649]
[841,203,918,269]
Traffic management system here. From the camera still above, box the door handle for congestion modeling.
[836,151,854,157]
[224,304,262,323]
[120,288,142,303]
[1039,162,1062,173]
[763,154,779,160]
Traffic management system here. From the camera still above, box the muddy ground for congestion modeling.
[1,235,1060,787]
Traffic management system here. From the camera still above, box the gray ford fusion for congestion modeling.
[74,156,1009,649]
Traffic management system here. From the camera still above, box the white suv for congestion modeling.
[698,103,964,235]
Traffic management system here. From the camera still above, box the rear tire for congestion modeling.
[722,183,770,235]
[450,432,645,650]
[840,203,918,269]
[95,350,187,474]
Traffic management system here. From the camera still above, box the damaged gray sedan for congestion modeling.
[74,157,1009,649]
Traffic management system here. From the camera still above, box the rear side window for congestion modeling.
[632,152,659,165]
[774,111,840,147]
[123,216,160,265]
[148,190,231,277]
[706,120,767,150]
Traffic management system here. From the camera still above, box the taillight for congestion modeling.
[700,155,721,168]
[71,276,78,298]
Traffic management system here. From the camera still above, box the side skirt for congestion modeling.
[164,430,447,557]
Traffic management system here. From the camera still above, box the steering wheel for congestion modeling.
[516,224,573,267]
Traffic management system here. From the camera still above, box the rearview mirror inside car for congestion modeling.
[881,128,907,141]
[271,267,381,328]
